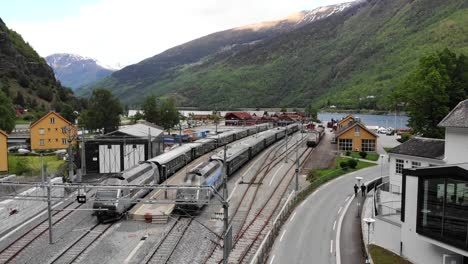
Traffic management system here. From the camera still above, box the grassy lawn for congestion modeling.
[309,157,376,181]
[383,147,393,153]
[8,154,66,176]
[345,152,380,161]
[369,244,413,264]
[14,119,31,125]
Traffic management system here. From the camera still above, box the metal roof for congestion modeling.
[388,137,445,160]
[147,145,192,165]
[107,123,164,138]
[438,99,468,128]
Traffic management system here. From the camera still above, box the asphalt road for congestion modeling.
[268,163,385,264]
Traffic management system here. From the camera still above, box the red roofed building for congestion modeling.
[225,112,253,126]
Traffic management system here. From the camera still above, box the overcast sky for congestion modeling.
[3,0,353,68]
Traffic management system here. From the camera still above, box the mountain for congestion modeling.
[46,53,115,90]
[0,18,79,113]
[79,0,468,109]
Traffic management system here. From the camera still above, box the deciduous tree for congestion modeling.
[80,89,122,133]
[0,90,16,133]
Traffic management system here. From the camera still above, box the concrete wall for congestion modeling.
[445,127,468,164]
[401,176,467,264]
[374,217,401,255]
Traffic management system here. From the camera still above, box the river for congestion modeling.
[318,112,409,129]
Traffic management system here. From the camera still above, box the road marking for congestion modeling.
[124,235,148,263]
[336,194,356,264]
[330,240,333,253]
[269,163,285,186]
[269,255,276,264]
[290,212,296,222]
[344,196,350,202]
[338,207,342,215]
[333,220,337,231]
[280,229,287,242]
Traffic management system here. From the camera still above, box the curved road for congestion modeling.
[268,162,387,264]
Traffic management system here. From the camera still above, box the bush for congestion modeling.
[398,132,412,143]
[359,151,367,159]
[340,161,348,170]
[345,151,351,156]
[347,159,358,169]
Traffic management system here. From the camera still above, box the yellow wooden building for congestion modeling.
[337,114,356,130]
[0,130,8,173]
[335,122,378,152]
[30,112,77,151]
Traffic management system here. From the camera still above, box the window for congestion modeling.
[62,127,67,134]
[50,117,55,124]
[338,138,352,151]
[48,128,51,132]
[361,139,376,152]
[39,139,44,146]
[418,176,468,250]
[39,128,45,135]
[354,126,360,136]
[412,161,421,168]
[62,138,67,145]
[395,159,404,174]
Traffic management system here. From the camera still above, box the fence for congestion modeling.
[374,179,401,217]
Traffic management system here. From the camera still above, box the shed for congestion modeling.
[84,122,164,174]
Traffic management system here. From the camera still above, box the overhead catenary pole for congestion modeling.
[295,139,299,191]
[47,179,53,244]
[67,126,74,182]
[81,127,86,176]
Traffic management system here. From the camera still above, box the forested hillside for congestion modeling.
[0,18,80,114]
[80,0,468,109]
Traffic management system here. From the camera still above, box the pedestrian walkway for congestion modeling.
[340,191,366,264]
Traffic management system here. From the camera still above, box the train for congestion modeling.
[175,123,299,212]
[306,126,325,148]
[93,123,270,222]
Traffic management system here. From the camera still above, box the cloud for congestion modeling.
[11,0,352,67]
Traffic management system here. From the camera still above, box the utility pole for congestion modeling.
[285,127,288,163]
[47,179,53,244]
[223,201,230,264]
[223,144,228,200]
[295,139,299,191]
[80,127,86,176]
[66,126,74,182]
[179,122,182,146]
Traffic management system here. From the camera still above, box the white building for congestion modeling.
[374,99,468,264]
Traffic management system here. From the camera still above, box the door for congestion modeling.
[123,144,145,170]
[99,144,121,173]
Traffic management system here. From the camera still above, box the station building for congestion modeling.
[374,99,468,264]
[335,120,378,152]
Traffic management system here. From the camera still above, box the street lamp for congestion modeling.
[380,154,385,179]
[355,177,363,217]
[363,217,375,245]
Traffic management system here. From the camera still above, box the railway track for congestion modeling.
[49,222,113,264]
[143,217,193,264]
[0,201,84,264]
[204,133,307,263]
[230,147,313,263]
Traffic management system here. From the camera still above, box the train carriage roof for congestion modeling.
[148,145,193,165]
